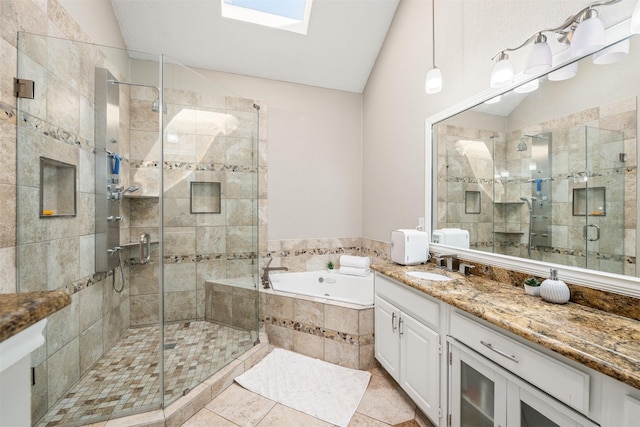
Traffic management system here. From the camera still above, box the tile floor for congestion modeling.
[39,321,255,427]
[179,366,434,427]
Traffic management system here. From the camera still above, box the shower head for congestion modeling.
[517,138,528,152]
[520,196,532,211]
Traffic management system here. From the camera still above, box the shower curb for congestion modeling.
[94,331,269,427]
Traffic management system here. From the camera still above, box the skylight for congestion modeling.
[221,0,313,34]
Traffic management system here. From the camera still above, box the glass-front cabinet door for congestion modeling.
[450,343,507,427]
[449,342,598,427]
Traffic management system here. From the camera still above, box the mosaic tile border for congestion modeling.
[1,101,17,124]
[131,160,266,174]
[18,111,93,154]
[260,315,374,346]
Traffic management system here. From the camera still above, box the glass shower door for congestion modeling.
[570,126,625,274]
[160,56,260,407]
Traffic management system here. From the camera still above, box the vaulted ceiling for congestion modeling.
[110,0,400,93]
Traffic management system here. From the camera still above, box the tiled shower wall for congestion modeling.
[1,8,137,424]
[437,97,637,275]
[435,124,497,252]
[126,87,266,327]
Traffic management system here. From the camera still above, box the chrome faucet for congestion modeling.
[262,258,288,288]
[435,253,459,272]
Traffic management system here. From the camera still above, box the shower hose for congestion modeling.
[112,249,125,293]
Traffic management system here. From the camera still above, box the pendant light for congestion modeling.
[425,0,442,94]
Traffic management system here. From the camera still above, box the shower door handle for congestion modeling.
[583,224,600,241]
[139,233,151,264]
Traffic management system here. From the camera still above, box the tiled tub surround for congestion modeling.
[260,286,375,370]
[265,236,391,273]
[436,97,637,276]
[373,260,640,391]
[204,277,258,331]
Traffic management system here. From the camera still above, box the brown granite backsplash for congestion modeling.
[444,257,640,322]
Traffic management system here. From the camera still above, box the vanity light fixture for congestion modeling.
[548,44,578,81]
[489,0,623,87]
[524,33,552,74]
[513,78,539,94]
[592,38,630,64]
[489,52,514,88]
[425,0,442,94]
[571,8,605,57]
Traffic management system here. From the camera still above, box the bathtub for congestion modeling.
[268,270,374,306]
[261,270,376,369]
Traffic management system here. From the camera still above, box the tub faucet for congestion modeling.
[262,259,288,288]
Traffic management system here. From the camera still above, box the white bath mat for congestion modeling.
[234,348,371,427]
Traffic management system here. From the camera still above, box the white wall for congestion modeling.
[198,70,363,240]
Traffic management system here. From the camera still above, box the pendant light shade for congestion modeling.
[548,46,578,81]
[426,0,442,94]
[490,53,514,88]
[632,0,640,34]
[426,67,443,94]
[592,38,630,65]
[524,34,552,74]
[570,8,605,57]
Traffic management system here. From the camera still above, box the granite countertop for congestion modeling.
[372,262,640,390]
[0,291,71,342]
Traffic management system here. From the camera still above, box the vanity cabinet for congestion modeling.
[374,274,442,423]
[448,340,598,427]
[448,311,597,427]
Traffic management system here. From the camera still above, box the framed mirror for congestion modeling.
[426,19,640,297]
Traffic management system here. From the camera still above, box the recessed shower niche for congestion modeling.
[39,157,76,217]
[190,181,221,214]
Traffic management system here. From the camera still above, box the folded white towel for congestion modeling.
[339,255,370,269]
[339,266,371,277]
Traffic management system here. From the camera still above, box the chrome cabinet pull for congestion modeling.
[391,312,397,332]
[481,340,518,363]
[399,317,404,336]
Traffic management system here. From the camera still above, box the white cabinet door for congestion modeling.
[400,312,441,423]
[375,295,400,381]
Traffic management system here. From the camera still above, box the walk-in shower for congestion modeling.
[16,32,261,426]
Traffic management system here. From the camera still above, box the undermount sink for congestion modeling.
[407,271,452,281]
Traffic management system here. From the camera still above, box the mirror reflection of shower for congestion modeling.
[524,132,553,257]
[520,196,534,258]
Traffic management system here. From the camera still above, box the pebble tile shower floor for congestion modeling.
[38,321,255,427]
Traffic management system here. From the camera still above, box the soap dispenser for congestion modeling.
[540,268,570,304]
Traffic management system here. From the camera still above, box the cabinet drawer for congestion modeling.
[450,311,590,414]
[375,274,439,329]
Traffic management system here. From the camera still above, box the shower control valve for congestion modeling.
[107,216,123,222]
